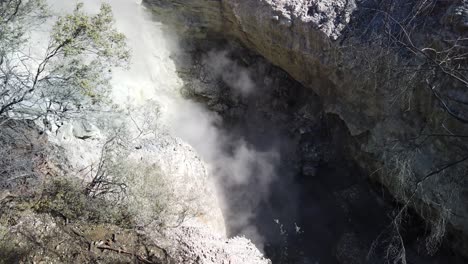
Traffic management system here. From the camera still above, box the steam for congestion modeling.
[167,49,284,246]
[48,0,181,107]
[163,62,280,245]
[203,50,255,96]
[48,0,281,249]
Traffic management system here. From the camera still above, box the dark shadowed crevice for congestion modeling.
[166,35,467,263]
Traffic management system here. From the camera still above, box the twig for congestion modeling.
[96,246,155,264]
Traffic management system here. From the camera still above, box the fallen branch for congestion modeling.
[96,246,156,264]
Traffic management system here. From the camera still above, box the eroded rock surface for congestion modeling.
[164,227,271,264]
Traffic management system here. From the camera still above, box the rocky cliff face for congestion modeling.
[144,0,468,259]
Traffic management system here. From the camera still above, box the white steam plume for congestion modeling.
[203,50,255,96]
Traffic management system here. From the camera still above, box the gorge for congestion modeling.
[140,0,468,263]
[0,0,467,263]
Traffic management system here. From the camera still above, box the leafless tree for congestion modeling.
[84,135,128,200]
[348,1,468,262]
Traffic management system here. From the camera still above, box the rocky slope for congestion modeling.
[144,0,468,259]
[0,116,271,263]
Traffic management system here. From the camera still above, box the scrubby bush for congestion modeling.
[85,137,198,229]
[114,159,195,228]
[33,177,132,227]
